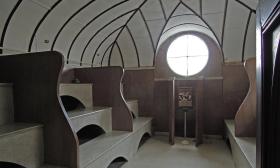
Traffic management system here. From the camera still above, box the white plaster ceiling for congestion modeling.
[0,0,258,68]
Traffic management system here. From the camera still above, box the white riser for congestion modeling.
[68,107,112,133]
[82,118,152,168]
[126,100,139,118]
[0,124,44,168]
[60,84,93,108]
[0,83,14,125]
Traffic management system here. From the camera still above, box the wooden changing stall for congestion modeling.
[168,78,204,146]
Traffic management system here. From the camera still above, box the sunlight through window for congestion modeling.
[167,35,209,76]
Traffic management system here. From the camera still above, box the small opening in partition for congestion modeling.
[60,95,85,111]
[138,133,151,149]
[77,124,105,145]
[107,157,128,168]
[0,162,26,168]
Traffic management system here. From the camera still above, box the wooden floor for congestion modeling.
[122,136,235,168]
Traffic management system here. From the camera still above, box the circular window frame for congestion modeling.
[166,34,209,77]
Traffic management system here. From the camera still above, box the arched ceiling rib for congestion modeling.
[0,0,258,68]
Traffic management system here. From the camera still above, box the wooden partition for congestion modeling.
[123,68,155,117]
[65,67,133,131]
[0,51,79,168]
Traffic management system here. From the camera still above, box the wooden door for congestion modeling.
[257,1,280,167]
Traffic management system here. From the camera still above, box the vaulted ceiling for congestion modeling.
[0,0,258,68]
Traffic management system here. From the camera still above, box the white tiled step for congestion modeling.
[225,120,256,168]
[80,117,152,168]
[0,123,44,168]
[67,107,112,133]
[126,99,139,118]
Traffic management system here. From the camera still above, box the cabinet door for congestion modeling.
[257,1,280,168]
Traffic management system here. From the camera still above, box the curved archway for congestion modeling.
[77,124,105,145]
[107,156,128,168]
[60,95,85,111]
[0,162,26,168]
[138,132,151,149]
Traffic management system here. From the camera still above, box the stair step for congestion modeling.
[0,123,44,168]
[133,117,152,131]
[60,83,93,108]
[0,123,42,138]
[79,117,152,168]
[126,99,138,118]
[79,131,130,168]
[67,107,112,133]
[40,165,67,168]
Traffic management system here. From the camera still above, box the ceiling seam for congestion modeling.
[104,0,148,67]
[180,1,225,62]
[100,42,114,67]
[125,25,140,67]
[51,0,97,51]
[116,42,125,67]
[242,10,252,62]
[221,0,228,48]
[0,0,22,54]
[162,22,210,35]
[158,0,167,21]
[67,0,129,63]
[81,9,136,65]
[153,2,181,66]
[28,0,62,52]
[139,9,156,55]
[88,26,124,66]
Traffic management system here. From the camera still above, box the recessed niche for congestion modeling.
[60,95,85,111]
[77,124,105,145]
[138,133,151,149]
[107,157,128,168]
[131,111,136,119]
[0,162,26,168]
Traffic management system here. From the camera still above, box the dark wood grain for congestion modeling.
[168,79,175,145]
[0,51,79,168]
[60,68,75,83]
[257,1,280,167]
[123,68,154,117]
[234,58,256,137]
[74,67,133,131]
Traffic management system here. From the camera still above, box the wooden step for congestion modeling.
[0,123,44,168]
[67,107,112,133]
[126,99,139,118]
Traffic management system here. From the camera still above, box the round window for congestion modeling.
[167,34,209,76]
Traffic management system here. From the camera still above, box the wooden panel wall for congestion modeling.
[154,65,249,135]
[122,68,154,117]
[0,51,78,168]
[74,67,133,131]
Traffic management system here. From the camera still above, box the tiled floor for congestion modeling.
[122,136,235,168]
